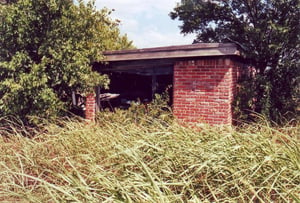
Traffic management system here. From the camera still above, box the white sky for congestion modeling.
[94,0,196,48]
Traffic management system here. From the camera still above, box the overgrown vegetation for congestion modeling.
[0,0,133,122]
[0,0,299,201]
[1,104,299,202]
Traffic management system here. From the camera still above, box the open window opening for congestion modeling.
[98,66,173,110]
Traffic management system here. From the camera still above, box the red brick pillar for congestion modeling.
[173,57,239,125]
[85,93,96,121]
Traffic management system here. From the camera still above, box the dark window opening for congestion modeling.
[100,70,173,109]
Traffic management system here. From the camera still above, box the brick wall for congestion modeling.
[85,93,96,121]
[173,57,240,125]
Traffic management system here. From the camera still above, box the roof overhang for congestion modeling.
[97,43,240,76]
[103,43,240,62]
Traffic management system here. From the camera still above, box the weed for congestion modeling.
[0,111,299,202]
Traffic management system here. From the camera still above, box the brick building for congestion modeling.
[88,43,243,125]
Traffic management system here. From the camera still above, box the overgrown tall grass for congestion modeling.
[0,107,299,202]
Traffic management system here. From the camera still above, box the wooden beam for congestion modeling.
[104,59,176,70]
[152,69,157,99]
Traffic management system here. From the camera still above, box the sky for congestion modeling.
[94,0,196,48]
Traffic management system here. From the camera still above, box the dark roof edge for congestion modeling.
[103,43,240,62]
[104,43,235,54]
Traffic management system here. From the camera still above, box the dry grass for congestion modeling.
[0,110,299,202]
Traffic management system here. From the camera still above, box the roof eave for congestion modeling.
[103,43,240,62]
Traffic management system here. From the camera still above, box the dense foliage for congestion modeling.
[0,0,133,121]
[170,0,300,122]
[0,108,299,201]
[0,0,18,4]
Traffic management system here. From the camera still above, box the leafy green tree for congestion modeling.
[0,0,133,122]
[170,0,300,122]
[0,0,18,4]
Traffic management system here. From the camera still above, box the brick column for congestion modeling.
[173,57,239,125]
[85,93,96,121]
